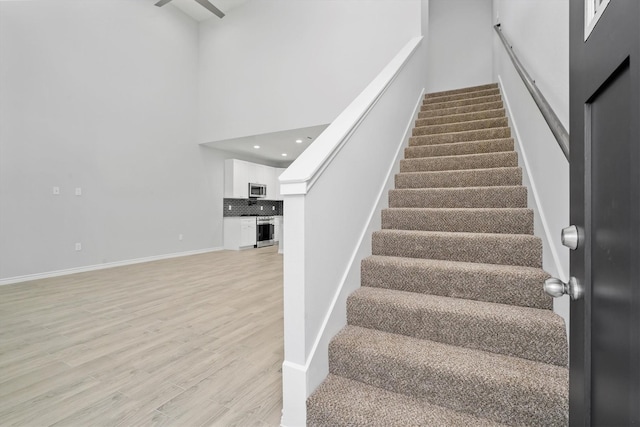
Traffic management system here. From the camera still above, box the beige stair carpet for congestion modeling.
[307,83,569,426]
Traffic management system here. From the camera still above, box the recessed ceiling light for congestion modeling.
[295,139,302,143]
[254,145,260,149]
[281,153,287,157]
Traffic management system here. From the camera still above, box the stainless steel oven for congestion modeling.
[256,216,275,247]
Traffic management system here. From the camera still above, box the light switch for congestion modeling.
[53,186,60,195]
[75,187,82,196]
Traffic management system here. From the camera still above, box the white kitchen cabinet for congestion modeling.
[224,217,256,250]
[224,159,282,200]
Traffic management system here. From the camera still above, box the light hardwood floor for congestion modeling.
[0,246,284,426]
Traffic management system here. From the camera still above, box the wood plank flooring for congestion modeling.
[0,246,283,426]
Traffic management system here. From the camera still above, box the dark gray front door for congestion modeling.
[570,0,640,424]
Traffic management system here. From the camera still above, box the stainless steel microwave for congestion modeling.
[248,183,267,198]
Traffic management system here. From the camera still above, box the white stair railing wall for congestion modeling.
[278,36,427,427]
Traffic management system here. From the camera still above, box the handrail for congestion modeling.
[494,24,570,161]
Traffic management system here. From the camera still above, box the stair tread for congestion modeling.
[416,108,506,127]
[307,374,505,427]
[330,325,569,426]
[400,151,518,172]
[389,185,528,208]
[382,207,533,234]
[421,94,502,111]
[418,100,504,118]
[423,88,501,105]
[413,116,508,137]
[361,255,552,309]
[405,138,514,158]
[409,127,511,146]
[395,166,522,189]
[372,229,542,267]
[348,286,567,365]
[425,83,498,98]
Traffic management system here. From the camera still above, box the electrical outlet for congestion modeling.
[272,206,275,210]
[75,187,82,196]
[260,206,263,210]
[53,186,60,195]
[75,243,82,251]
[228,205,232,210]
[179,234,183,241]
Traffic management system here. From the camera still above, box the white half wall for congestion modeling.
[197,0,422,143]
[0,1,216,280]
[426,0,494,93]
[492,0,571,326]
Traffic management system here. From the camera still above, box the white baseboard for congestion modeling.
[0,247,224,286]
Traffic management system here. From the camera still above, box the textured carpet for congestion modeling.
[307,83,569,426]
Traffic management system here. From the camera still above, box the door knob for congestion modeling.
[561,225,579,250]
[544,276,583,300]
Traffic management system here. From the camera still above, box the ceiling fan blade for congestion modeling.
[193,0,225,18]
[155,0,173,7]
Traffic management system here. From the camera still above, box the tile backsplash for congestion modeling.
[223,198,284,217]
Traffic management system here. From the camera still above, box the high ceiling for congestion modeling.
[169,0,249,21]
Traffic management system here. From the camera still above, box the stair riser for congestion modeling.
[410,128,511,147]
[395,168,522,189]
[361,256,553,310]
[329,328,569,426]
[389,187,528,209]
[381,208,533,234]
[423,88,500,105]
[405,139,514,159]
[347,289,567,365]
[400,152,518,172]
[421,95,502,112]
[412,117,508,137]
[372,230,542,267]
[425,83,498,98]
[307,374,504,427]
[418,101,504,119]
[416,109,505,128]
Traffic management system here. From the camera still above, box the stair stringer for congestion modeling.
[497,76,570,334]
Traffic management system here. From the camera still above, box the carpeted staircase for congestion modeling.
[306,83,569,426]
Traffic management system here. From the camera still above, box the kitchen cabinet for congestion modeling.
[224,159,281,200]
[224,217,256,250]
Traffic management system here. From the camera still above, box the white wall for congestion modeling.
[197,0,422,143]
[492,0,571,324]
[0,0,217,281]
[426,0,494,92]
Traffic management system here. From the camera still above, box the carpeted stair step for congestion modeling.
[328,326,569,426]
[347,287,567,365]
[381,207,533,234]
[395,167,522,189]
[421,95,502,112]
[424,83,498,99]
[409,127,511,146]
[389,186,528,208]
[412,117,508,137]
[423,88,500,105]
[307,374,505,427]
[416,108,506,127]
[372,229,542,267]
[405,138,514,158]
[418,100,504,119]
[360,255,552,309]
[400,151,518,172]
